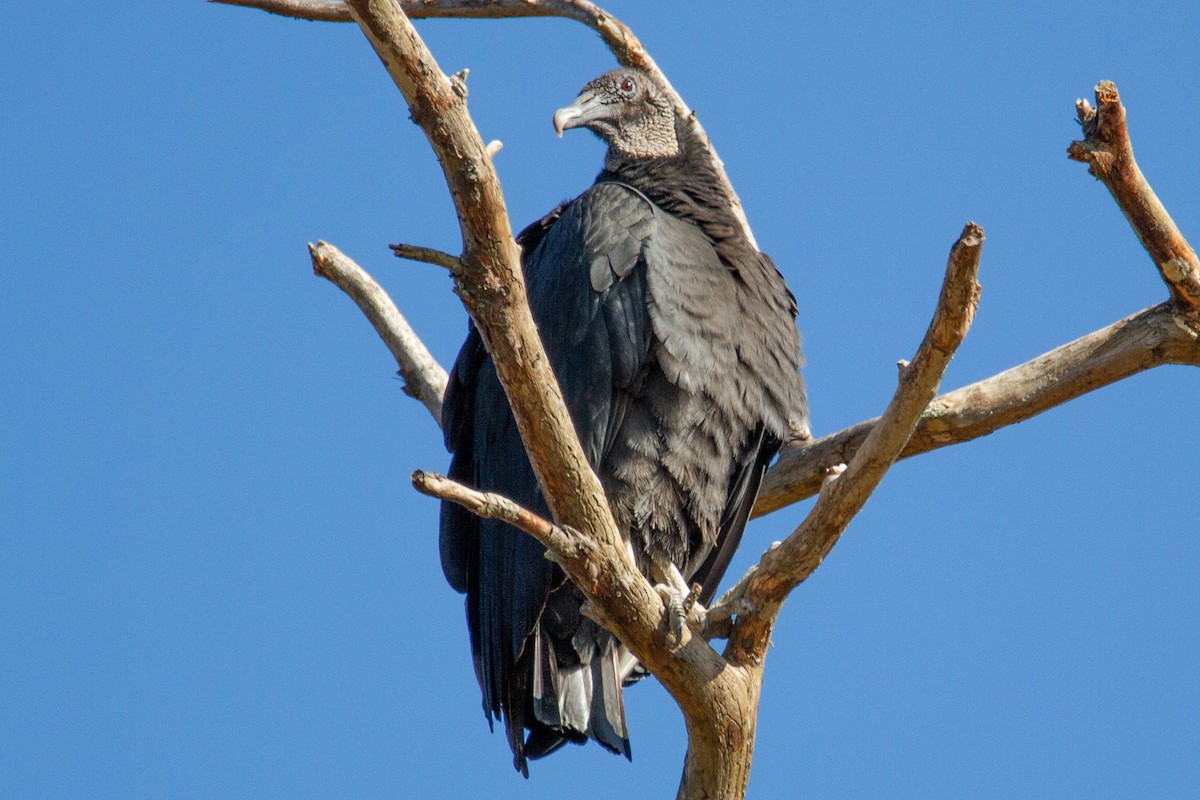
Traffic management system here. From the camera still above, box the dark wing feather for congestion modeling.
[526,183,655,465]
[439,326,485,595]
[689,425,779,605]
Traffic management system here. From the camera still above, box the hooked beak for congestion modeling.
[552,89,605,137]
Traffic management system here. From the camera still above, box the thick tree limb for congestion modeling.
[724,223,984,666]
[342,0,634,562]
[756,301,1200,514]
[672,225,982,800]
[330,7,769,799]
[1068,81,1200,310]
[760,81,1200,515]
[310,240,447,420]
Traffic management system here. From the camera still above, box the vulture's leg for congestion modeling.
[650,557,703,645]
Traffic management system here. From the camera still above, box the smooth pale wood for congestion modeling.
[343,0,613,541]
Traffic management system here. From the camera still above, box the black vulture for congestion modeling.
[439,68,808,775]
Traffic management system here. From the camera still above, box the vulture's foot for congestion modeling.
[654,582,703,645]
[651,559,704,645]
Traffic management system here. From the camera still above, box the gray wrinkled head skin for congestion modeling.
[553,68,679,164]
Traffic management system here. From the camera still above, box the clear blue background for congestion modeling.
[3,2,1198,798]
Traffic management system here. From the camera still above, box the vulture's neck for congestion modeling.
[597,120,754,263]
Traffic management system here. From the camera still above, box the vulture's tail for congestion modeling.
[517,619,632,770]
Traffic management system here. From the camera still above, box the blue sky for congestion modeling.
[2,2,1198,798]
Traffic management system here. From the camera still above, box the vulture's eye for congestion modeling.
[620,77,635,92]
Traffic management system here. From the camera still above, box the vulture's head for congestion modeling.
[553,68,679,161]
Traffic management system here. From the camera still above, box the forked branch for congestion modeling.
[343,0,613,536]
[1068,81,1200,310]
[758,80,1200,515]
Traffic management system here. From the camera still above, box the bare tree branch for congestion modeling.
[209,0,352,21]
[1069,81,1200,310]
[756,300,1200,515]
[309,240,447,421]
[207,0,660,69]
[389,242,462,273]
[328,7,775,798]
[412,469,591,560]
[724,223,984,666]
[759,81,1200,515]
